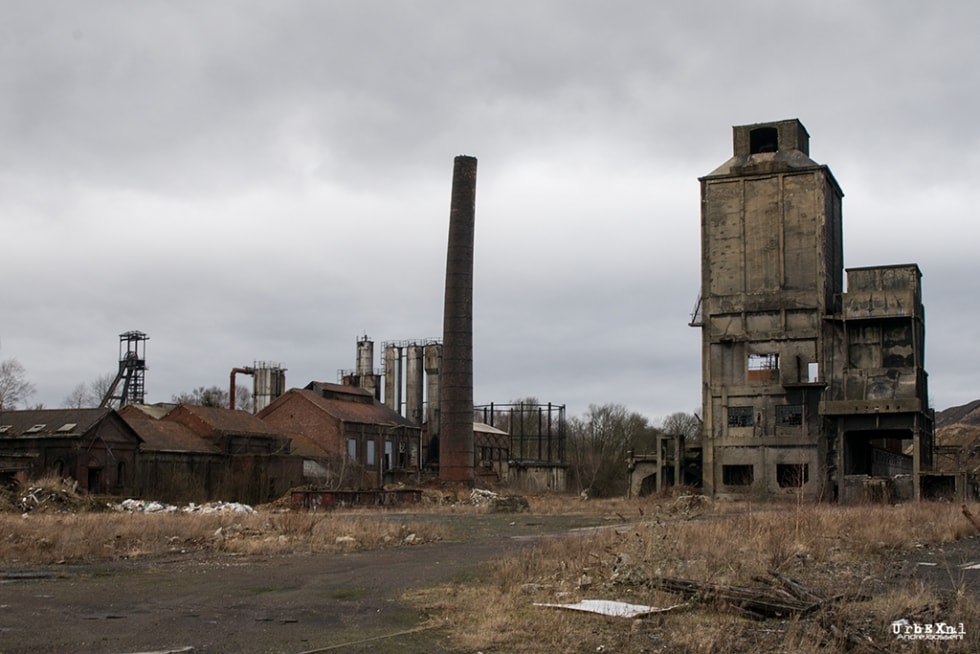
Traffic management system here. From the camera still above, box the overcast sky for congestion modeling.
[3,2,979,424]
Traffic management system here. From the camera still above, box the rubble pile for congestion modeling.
[12,479,94,514]
[113,499,256,514]
[468,488,530,513]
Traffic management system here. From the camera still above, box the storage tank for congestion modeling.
[405,344,425,425]
[253,362,286,412]
[384,345,402,413]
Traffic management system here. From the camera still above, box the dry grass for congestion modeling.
[411,499,980,653]
[4,480,979,652]
[0,509,451,565]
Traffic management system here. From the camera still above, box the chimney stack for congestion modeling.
[439,155,477,483]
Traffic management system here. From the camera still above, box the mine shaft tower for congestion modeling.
[101,330,149,408]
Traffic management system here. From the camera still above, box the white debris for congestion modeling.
[113,499,255,514]
[534,599,684,619]
[469,488,500,504]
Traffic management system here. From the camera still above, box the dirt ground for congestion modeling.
[0,514,604,654]
[3,511,980,654]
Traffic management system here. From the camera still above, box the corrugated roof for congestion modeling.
[474,422,509,436]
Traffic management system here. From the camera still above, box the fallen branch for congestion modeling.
[961,504,980,533]
[650,575,822,619]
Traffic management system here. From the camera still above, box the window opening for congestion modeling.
[776,405,803,426]
[723,464,754,486]
[728,406,754,428]
[367,440,376,466]
[750,127,778,154]
[748,353,779,382]
[777,463,809,488]
[347,438,357,461]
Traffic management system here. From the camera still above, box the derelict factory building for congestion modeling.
[695,119,933,501]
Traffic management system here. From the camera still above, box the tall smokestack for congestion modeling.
[439,155,477,483]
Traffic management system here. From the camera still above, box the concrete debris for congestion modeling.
[468,488,530,513]
[534,599,683,619]
[468,489,500,504]
[114,499,255,514]
[15,480,88,513]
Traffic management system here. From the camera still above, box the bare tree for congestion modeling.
[567,403,654,497]
[660,411,702,441]
[62,372,118,408]
[173,385,253,412]
[89,372,117,406]
[0,358,36,410]
[62,383,90,409]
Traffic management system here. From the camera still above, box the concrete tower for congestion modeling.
[696,119,932,501]
[697,119,843,499]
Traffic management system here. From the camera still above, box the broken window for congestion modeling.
[747,353,779,382]
[777,464,809,488]
[728,406,754,428]
[723,464,754,486]
[750,127,779,154]
[776,405,803,426]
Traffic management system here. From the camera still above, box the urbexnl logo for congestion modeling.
[891,618,965,641]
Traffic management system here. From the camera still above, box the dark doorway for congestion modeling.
[640,474,657,497]
[87,467,103,493]
[843,429,913,476]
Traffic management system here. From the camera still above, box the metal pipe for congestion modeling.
[229,367,254,410]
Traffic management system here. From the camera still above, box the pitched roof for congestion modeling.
[474,422,509,436]
[264,388,416,427]
[118,403,176,420]
[285,431,332,458]
[121,414,219,454]
[172,404,285,436]
[304,381,374,403]
[0,408,116,438]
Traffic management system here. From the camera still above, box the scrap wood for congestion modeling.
[650,575,823,619]
[758,569,824,604]
[961,504,980,533]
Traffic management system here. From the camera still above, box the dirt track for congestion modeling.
[0,515,603,654]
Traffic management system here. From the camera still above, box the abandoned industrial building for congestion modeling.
[0,334,568,503]
[0,128,949,506]
[691,118,934,502]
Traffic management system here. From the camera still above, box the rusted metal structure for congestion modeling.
[695,119,933,501]
[289,488,423,510]
[439,155,477,483]
[100,331,149,408]
[228,362,285,412]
